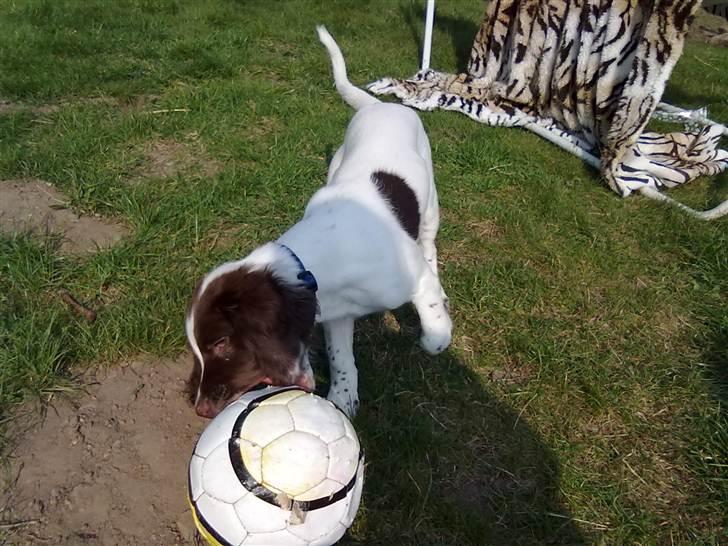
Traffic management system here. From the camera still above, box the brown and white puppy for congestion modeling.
[185,26,451,418]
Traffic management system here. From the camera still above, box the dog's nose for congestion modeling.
[195,399,218,419]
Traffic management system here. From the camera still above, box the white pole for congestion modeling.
[655,102,728,137]
[639,186,728,220]
[525,121,728,219]
[524,123,601,169]
[421,0,436,70]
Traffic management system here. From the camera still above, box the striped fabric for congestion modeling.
[369,0,728,218]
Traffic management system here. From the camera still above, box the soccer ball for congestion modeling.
[188,386,364,546]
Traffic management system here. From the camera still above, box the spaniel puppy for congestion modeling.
[186,26,451,418]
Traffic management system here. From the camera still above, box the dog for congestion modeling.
[185,26,452,418]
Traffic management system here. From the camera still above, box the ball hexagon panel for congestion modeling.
[341,412,358,442]
[188,453,205,502]
[295,477,345,502]
[243,529,308,546]
[310,522,347,546]
[239,403,295,448]
[342,462,365,528]
[194,400,245,458]
[234,492,289,534]
[202,442,249,504]
[196,493,248,545]
[326,435,359,485]
[288,393,346,444]
[262,431,329,496]
[239,439,264,486]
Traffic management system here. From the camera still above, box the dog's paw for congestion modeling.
[420,314,452,355]
[327,388,359,418]
[420,332,451,355]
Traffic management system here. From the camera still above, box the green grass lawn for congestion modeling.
[1,0,727,543]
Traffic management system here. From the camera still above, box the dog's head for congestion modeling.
[186,258,317,418]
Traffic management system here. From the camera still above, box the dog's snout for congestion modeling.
[195,398,219,419]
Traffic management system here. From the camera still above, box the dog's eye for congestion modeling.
[209,336,232,359]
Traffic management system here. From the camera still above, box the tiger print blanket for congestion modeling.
[368,0,728,219]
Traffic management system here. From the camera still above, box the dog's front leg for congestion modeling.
[323,317,359,417]
[412,266,452,355]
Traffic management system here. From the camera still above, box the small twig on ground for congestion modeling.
[546,512,611,530]
[147,108,190,114]
[513,392,538,430]
[693,55,719,71]
[59,289,97,322]
[208,232,220,250]
[0,519,40,530]
[623,458,649,486]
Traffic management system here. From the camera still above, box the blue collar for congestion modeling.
[278,244,318,292]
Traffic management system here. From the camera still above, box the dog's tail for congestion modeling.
[316,25,379,111]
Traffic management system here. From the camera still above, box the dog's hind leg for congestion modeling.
[323,317,359,417]
[412,264,452,355]
[416,133,440,277]
[418,200,440,276]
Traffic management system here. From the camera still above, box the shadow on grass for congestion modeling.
[661,84,727,112]
[703,317,728,409]
[399,3,481,74]
[313,307,586,545]
[706,170,728,209]
[697,216,728,407]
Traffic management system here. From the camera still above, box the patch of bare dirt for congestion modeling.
[466,219,504,242]
[0,179,128,253]
[1,356,206,545]
[242,114,282,141]
[132,137,223,182]
[201,224,246,252]
[688,8,728,46]
[114,94,161,113]
[488,362,535,386]
[379,311,402,334]
[0,100,59,116]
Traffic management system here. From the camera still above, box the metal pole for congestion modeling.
[421,0,436,70]
[655,102,728,137]
[524,123,601,169]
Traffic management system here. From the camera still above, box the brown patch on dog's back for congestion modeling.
[371,171,420,239]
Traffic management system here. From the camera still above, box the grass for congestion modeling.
[1,0,727,543]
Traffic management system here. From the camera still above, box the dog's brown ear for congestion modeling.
[219,300,239,317]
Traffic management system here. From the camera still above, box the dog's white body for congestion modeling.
[190,27,451,417]
[278,26,451,414]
